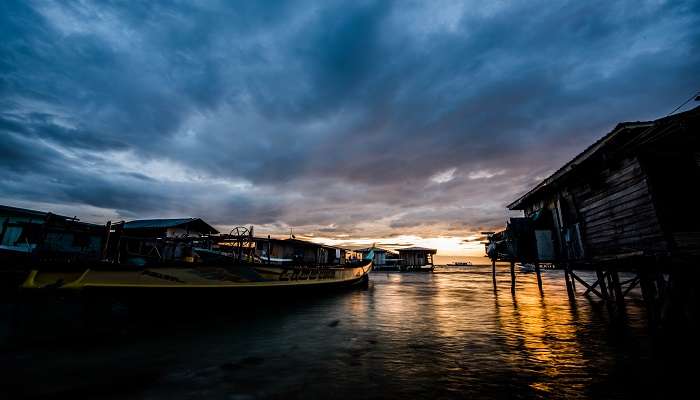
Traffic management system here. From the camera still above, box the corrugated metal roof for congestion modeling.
[507,105,700,210]
[356,247,387,253]
[0,204,106,228]
[0,204,71,220]
[398,247,437,252]
[124,218,195,229]
[507,122,652,210]
[123,218,218,233]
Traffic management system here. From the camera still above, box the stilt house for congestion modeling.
[490,105,700,268]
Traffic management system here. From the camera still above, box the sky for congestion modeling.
[1,1,699,257]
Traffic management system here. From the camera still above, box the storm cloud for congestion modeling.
[1,0,699,253]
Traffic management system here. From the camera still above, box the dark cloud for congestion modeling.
[1,0,699,253]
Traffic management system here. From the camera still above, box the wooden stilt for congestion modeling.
[564,265,575,299]
[491,259,497,289]
[510,261,516,294]
[582,276,602,296]
[655,272,667,308]
[610,270,626,310]
[606,272,616,299]
[599,268,616,313]
[534,261,543,293]
[569,266,577,292]
[622,276,640,297]
[596,268,610,301]
[639,268,658,327]
[571,270,605,299]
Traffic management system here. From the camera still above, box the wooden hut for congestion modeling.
[357,247,401,270]
[488,105,700,320]
[252,237,347,265]
[0,205,108,289]
[357,247,388,267]
[0,204,107,264]
[398,247,437,271]
[505,105,700,266]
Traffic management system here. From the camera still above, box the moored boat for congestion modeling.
[519,263,536,273]
[447,261,473,266]
[17,222,374,301]
[21,259,373,298]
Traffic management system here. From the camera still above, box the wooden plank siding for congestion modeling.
[570,156,667,259]
[673,232,700,256]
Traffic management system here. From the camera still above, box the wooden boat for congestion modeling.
[519,263,536,273]
[417,264,435,272]
[21,252,372,309]
[18,223,376,304]
[21,259,373,298]
[451,261,473,266]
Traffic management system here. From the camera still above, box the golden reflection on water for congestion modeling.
[493,276,586,395]
[4,266,652,399]
[364,266,648,398]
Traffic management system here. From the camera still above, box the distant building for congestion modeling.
[0,204,106,265]
[398,247,437,270]
[356,247,402,269]
[357,247,387,266]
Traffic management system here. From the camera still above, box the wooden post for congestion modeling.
[597,267,616,314]
[100,220,112,260]
[564,264,575,299]
[569,265,577,292]
[534,261,543,293]
[639,268,658,327]
[595,268,609,301]
[655,271,667,306]
[492,259,497,288]
[610,269,625,310]
[606,272,616,299]
[510,261,516,294]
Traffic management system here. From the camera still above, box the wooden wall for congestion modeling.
[399,251,434,266]
[569,155,668,259]
[639,125,700,258]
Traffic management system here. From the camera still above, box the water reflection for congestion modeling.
[2,266,659,399]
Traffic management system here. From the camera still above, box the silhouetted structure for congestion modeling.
[0,205,108,290]
[487,105,700,325]
[0,205,106,265]
[252,237,349,265]
[357,247,401,270]
[122,218,219,238]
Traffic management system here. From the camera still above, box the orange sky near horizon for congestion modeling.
[251,232,491,260]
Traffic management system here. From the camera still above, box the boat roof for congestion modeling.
[398,247,437,253]
[285,238,348,251]
[123,218,219,234]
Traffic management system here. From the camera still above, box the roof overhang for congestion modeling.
[507,121,653,210]
[123,218,219,234]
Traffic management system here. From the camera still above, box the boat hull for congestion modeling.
[21,260,373,301]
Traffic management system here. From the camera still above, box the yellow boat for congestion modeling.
[21,260,373,297]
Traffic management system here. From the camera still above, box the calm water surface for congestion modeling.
[3,266,666,399]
